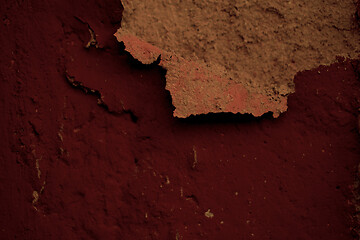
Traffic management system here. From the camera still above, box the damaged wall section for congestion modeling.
[115,0,360,118]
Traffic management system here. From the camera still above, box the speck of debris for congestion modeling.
[204,209,214,218]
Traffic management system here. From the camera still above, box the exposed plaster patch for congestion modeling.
[115,0,360,118]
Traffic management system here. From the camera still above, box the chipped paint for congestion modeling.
[115,0,360,118]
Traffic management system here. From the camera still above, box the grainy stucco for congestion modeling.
[116,0,360,117]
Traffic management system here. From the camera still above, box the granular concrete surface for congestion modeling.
[1,0,360,240]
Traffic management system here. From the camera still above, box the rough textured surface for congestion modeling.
[116,0,360,118]
[1,0,360,239]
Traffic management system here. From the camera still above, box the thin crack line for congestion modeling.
[64,72,138,122]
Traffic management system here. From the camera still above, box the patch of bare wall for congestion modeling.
[115,0,360,118]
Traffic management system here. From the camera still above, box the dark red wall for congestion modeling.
[1,1,360,239]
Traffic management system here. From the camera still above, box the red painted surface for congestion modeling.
[1,1,360,239]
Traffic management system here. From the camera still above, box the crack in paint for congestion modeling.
[65,72,138,122]
[74,16,99,49]
[192,146,197,169]
[32,182,46,211]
